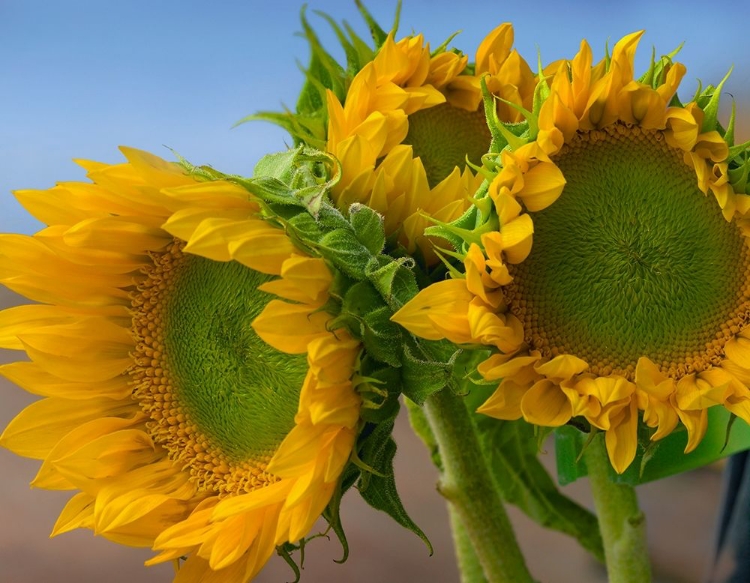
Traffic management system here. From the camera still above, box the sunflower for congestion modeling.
[0,148,362,581]
[393,31,750,473]
[304,22,535,263]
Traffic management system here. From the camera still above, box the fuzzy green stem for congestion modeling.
[583,435,651,583]
[448,506,489,583]
[424,389,533,583]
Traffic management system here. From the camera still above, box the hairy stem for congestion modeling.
[584,435,652,583]
[424,389,533,583]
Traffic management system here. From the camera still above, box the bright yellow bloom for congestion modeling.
[0,148,361,581]
[394,31,750,473]
[326,25,536,262]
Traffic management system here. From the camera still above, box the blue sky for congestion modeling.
[2,0,750,235]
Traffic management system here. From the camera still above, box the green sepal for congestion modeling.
[640,46,657,88]
[237,2,398,145]
[246,146,340,217]
[235,110,326,150]
[356,359,403,424]
[349,203,386,255]
[321,462,361,564]
[701,67,733,133]
[401,339,458,404]
[356,419,433,554]
[317,228,373,279]
[479,71,533,154]
[637,43,682,90]
[361,305,404,368]
[727,138,750,163]
[431,31,461,57]
[364,254,419,310]
[287,206,325,237]
[728,161,750,193]
[725,100,738,147]
[313,10,376,79]
[481,76,508,154]
[298,6,347,107]
[354,0,400,47]
[276,544,303,583]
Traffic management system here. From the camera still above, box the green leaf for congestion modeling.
[349,203,385,255]
[357,420,433,554]
[478,418,605,562]
[555,406,750,486]
[405,398,442,470]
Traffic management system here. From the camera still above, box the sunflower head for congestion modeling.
[246,10,552,266]
[0,146,431,580]
[393,29,750,475]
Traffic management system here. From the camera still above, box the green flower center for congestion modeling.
[507,125,750,379]
[131,242,307,493]
[164,253,307,461]
[403,103,491,187]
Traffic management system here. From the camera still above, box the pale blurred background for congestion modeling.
[2,0,750,581]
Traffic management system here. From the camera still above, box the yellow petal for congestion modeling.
[534,354,589,382]
[604,400,639,474]
[634,357,675,400]
[391,279,473,341]
[0,361,131,400]
[477,381,528,420]
[0,397,135,459]
[675,373,727,410]
[32,416,145,490]
[675,407,708,453]
[520,380,572,426]
[577,375,635,407]
[476,23,514,74]
[63,216,170,253]
[51,492,96,536]
[477,352,540,381]
[517,162,566,212]
[252,300,330,354]
[211,480,292,521]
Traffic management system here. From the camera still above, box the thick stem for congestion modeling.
[584,434,652,583]
[448,505,489,583]
[424,388,533,583]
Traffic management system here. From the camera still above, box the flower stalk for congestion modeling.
[448,506,489,583]
[583,434,652,583]
[424,388,533,583]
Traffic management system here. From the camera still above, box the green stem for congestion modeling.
[424,389,533,583]
[583,435,651,583]
[448,506,489,583]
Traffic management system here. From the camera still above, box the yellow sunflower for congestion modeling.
[393,31,750,473]
[0,148,362,581]
[322,24,537,262]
